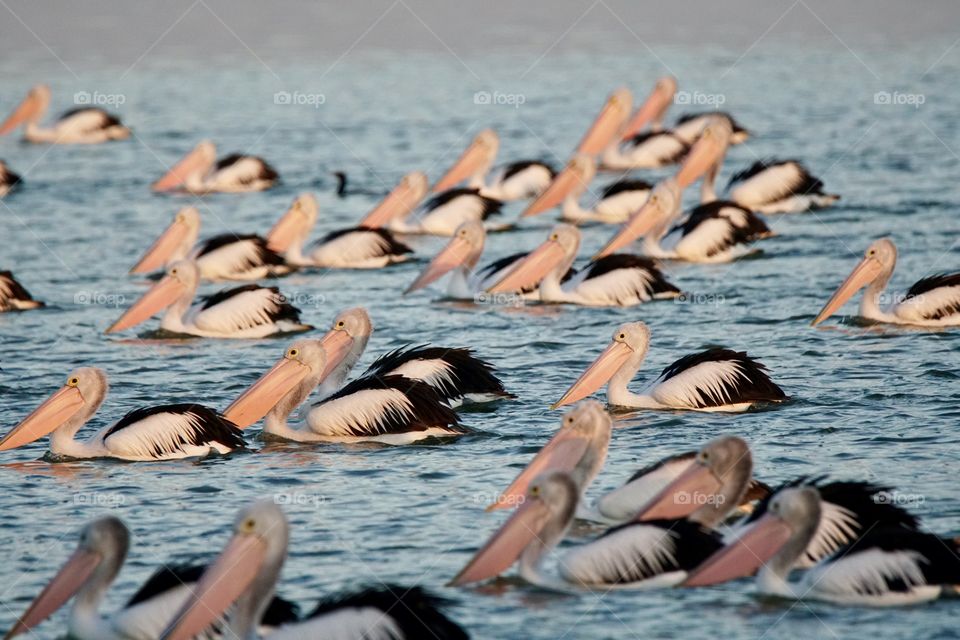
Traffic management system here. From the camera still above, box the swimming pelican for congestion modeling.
[683,486,960,606]
[159,500,469,640]
[107,260,312,338]
[1,271,44,311]
[553,322,787,411]
[812,238,960,328]
[0,85,129,144]
[404,221,536,300]
[266,193,413,268]
[451,436,754,589]
[521,155,653,224]
[601,77,688,170]
[3,516,298,639]
[317,307,512,406]
[573,87,633,157]
[670,112,750,146]
[223,339,467,444]
[129,206,291,281]
[432,129,555,200]
[0,368,245,461]
[152,141,279,193]
[379,187,505,236]
[486,400,611,512]
[486,224,681,307]
[0,160,22,196]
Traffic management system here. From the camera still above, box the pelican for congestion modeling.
[812,238,960,328]
[223,339,468,444]
[573,87,633,158]
[486,400,611,512]
[265,193,413,269]
[597,123,774,262]
[3,516,298,639]
[356,171,429,228]
[159,500,469,640]
[451,435,754,589]
[129,206,291,281]
[601,77,688,170]
[521,155,653,224]
[683,487,960,606]
[404,220,537,300]
[671,112,749,146]
[0,367,245,461]
[432,129,555,200]
[378,187,505,236]
[152,141,279,193]
[0,160,23,196]
[106,260,312,338]
[0,85,129,144]
[1,271,44,311]
[553,321,787,412]
[486,224,681,307]
[317,307,513,406]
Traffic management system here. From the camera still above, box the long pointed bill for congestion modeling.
[318,330,354,379]
[0,92,42,136]
[486,240,565,294]
[130,217,192,274]
[811,258,882,326]
[449,497,551,586]
[359,172,428,228]
[552,341,633,409]
[682,514,793,587]
[160,534,267,640]
[621,77,677,140]
[521,159,589,218]
[266,199,310,253]
[433,132,496,192]
[106,276,184,334]
[406,236,473,294]
[674,122,730,189]
[152,144,212,192]
[575,88,632,156]
[593,200,658,259]
[224,357,310,428]
[487,429,590,511]
[4,549,101,638]
[0,386,85,452]
[632,462,723,521]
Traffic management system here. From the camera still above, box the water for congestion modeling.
[1,41,959,640]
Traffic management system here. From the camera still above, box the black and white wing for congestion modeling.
[668,201,771,260]
[645,348,787,409]
[619,131,688,167]
[487,160,555,200]
[191,285,307,334]
[896,273,960,323]
[727,159,837,211]
[308,227,413,268]
[560,520,723,587]
[564,254,680,306]
[192,234,288,279]
[97,404,245,460]
[211,154,279,187]
[57,107,125,134]
[0,270,44,311]
[593,179,654,221]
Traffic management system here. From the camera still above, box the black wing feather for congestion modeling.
[102,403,246,455]
[600,179,654,199]
[317,227,413,256]
[658,348,787,406]
[581,254,680,296]
[501,160,555,180]
[424,188,502,219]
[195,234,287,267]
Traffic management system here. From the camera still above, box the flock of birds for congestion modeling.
[1,73,959,639]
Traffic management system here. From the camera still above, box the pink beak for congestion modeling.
[449,496,552,586]
[520,158,591,218]
[0,385,85,451]
[575,88,632,156]
[620,77,677,140]
[552,341,633,409]
[432,131,497,192]
[5,548,102,638]
[0,89,44,136]
[487,426,591,512]
[486,240,566,295]
[593,196,661,259]
[266,197,314,254]
[160,533,268,640]
[406,236,474,294]
[674,122,730,189]
[359,172,428,228]
[129,214,194,274]
[682,513,793,587]
[106,275,184,334]
[152,142,214,192]
[317,329,355,379]
[811,257,883,326]
[223,357,311,429]
[632,461,723,521]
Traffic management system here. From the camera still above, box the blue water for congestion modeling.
[1,43,959,639]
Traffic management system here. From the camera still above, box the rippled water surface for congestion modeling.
[1,42,959,640]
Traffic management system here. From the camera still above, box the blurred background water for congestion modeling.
[0,2,959,638]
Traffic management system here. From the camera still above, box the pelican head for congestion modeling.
[107,260,199,334]
[621,75,678,138]
[359,171,429,228]
[488,399,612,511]
[152,140,217,192]
[594,179,679,258]
[406,220,486,294]
[0,84,51,135]
[521,155,596,218]
[317,306,372,381]
[812,238,898,326]
[129,207,201,274]
[576,87,633,156]
[487,224,581,294]
[266,193,318,254]
[683,486,821,587]
[432,128,500,192]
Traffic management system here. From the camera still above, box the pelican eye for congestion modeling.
[867,249,876,257]
[700,451,709,462]
[618,333,626,340]
[170,268,179,276]
[529,486,541,497]
[68,377,80,386]
[240,518,256,533]
[550,233,559,241]
[287,348,300,358]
